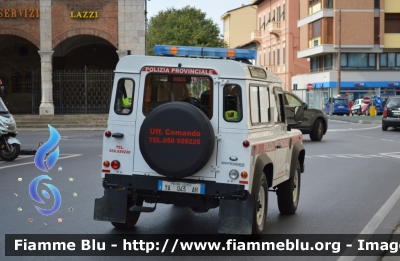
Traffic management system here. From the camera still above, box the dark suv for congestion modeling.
[284,91,328,141]
[382,96,400,131]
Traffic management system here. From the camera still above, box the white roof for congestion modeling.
[115,55,281,83]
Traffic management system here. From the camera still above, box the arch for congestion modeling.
[53,28,117,49]
[0,28,40,48]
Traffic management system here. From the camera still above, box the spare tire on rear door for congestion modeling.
[139,102,215,178]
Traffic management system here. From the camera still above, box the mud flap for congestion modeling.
[93,189,127,223]
[218,194,254,234]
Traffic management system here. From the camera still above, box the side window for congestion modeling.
[114,78,134,115]
[273,88,285,123]
[284,93,303,107]
[223,84,242,122]
[249,85,270,125]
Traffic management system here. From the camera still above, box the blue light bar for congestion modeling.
[154,45,257,60]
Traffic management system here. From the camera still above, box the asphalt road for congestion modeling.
[1,120,400,261]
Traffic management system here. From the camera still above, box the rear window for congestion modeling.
[387,98,400,107]
[334,99,347,105]
[143,74,213,118]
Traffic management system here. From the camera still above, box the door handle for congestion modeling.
[112,133,124,138]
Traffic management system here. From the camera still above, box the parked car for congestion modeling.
[323,98,350,116]
[351,99,368,115]
[382,96,400,131]
[284,91,328,141]
[366,100,386,116]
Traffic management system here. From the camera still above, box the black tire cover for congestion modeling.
[139,102,215,178]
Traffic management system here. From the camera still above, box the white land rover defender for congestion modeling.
[94,45,306,235]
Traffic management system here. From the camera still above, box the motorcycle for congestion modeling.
[0,97,20,161]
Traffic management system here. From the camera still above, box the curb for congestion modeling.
[17,128,106,132]
[328,116,381,125]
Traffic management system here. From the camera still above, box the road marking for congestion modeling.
[356,135,372,138]
[314,155,332,158]
[382,139,394,142]
[328,126,380,132]
[0,154,82,170]
[337,184,400,261]
[305,156,313,158]
[0,155,34,164]
[350,155,371,159]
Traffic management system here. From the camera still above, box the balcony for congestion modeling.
[384,34,400,48]
[251,30,262,42]
[268,22,281,36]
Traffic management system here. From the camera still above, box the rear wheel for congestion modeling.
[277,161,301,215]
[252,173,268,235]
[310,119,324,141]
[111,197,143,229]
[382,124,388,131]
[0,143,20,161]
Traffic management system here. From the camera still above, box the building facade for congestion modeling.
[221,4,258,48]
[0,0,145,115]
[250,0,309,91]
[293,0,400,110]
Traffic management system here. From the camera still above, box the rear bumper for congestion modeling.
[382,117,400,127]
[103,174,245,197]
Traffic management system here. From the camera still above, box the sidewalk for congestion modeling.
[328,115,382,125]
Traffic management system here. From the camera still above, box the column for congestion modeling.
[117,0,145,59]
[38,0,54,115]
[38,51,54,115]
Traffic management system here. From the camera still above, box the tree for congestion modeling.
[147,6,225,55]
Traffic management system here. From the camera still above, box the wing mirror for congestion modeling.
[302,102,308,110]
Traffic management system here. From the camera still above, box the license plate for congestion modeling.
[393,112,400,116]
[158,180,205,194]
[338,106,344,108]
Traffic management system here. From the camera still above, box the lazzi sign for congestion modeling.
[0,8,39,18]
[70,11,99,19]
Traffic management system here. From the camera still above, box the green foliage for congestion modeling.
[147,6,225,55]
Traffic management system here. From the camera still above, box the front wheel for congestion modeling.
[252,173,268,235]
[0,143,20,161]
[310,119,324,141]
[277,161,301,215]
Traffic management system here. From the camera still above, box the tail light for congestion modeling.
[103,160,110,167]
[383,107,387,117]
[111,160,120,169]
[243,140,250,147]
[105,131,111,137]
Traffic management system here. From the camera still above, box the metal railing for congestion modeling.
[32,69,114,114]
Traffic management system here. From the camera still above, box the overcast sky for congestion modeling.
[147,0,253,34]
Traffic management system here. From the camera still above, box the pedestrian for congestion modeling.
[348,99,354,116]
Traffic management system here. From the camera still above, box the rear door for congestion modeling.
[133,67,218,178]
[103,74,139,176]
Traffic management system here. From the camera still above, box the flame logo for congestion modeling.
[34,125,60,172]
[29,175,62,216]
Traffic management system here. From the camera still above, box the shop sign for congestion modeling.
[354,82,365,87]
[0,8,39,18]
[70,11,99,19]
[389,82,399,87]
